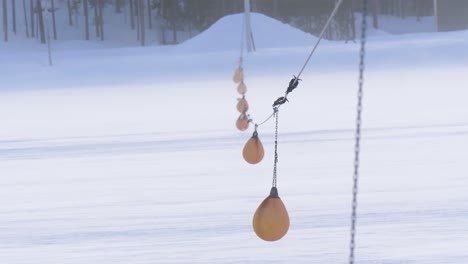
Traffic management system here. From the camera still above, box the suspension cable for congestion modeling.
[296,0,344,79]
[250,0,345,128]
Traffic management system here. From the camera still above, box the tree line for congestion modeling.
[2,0,435,45]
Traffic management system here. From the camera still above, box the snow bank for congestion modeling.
[179,13,317,52]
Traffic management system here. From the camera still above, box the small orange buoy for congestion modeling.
[242,131,264,164]
[236,113,249,131]
[233,67,244,84]
[253,187,289,241]
[237,82,247,94]
[236,97,249,113]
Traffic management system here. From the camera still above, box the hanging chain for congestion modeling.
[272,108,279,188]
[349,1,368,264]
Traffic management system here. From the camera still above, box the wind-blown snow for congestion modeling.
[1,9,468,264]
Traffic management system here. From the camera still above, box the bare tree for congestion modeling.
[11,0,16,34]
[139,0,144,46]
[30,0,34,37]
[2,0,7,42]
[98,0,103,40]
[22,0,29,37]
[94,0,99,37]
[115,0,123,13]
[159,0,165,45]
[36,0,45,43]
[272,0,278,17]
[129,0,134,29]
[371,0,379,29]
[67,0,72,25]
[146,0,151,29]
[45,0,52,65]
[83,0,89,40]
[136,0,139,40]
[51,0,56,39]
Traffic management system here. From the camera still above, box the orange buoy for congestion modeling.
[242,131,264,164]
[237,82,247,94]
[236,97,249,113]
[253,187,289,241]
[236,113,249,131]
[233,67,244,84]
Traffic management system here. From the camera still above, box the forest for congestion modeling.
[1,0,435,45]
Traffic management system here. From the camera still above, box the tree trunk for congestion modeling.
[139,0,144,46]
[35,6,38,38]
[2,0,7,42]
[67,0,72,25]
[272,0,278,17]
[171,0,176,43]
[251,0,257,12]
[11,0,16,34]
[115,0,122,13]
[136,0,140,40]
[30,0,34,37]
[74,1,78,27]
[159,0,165,45]
[83,0,89,40]
[172,22,176,44]
[44,0,52,65]
[160,24,165,45]
[129,0,134,29]
[371,0,379,29]
[36,0,45,43]
[219,0,226,15]
[146,0,151,29]
[188,20,192,38]
[94,0,99,37]
[22,0,29,37]
[99,0,103,40]
[51,0,56,39]
[350,7,356,40]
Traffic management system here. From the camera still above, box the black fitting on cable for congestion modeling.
[286,75,301,94]
[272,75,301,108]
[272,96,288,108]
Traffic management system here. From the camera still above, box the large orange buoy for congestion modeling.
[236,112,249,131]
[233,67,244,84]
[253,187,289,241]
[242,131,264,164]
[236,97,249,113]
[237,82,247,94]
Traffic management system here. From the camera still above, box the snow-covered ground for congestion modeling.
[1,12,468,264]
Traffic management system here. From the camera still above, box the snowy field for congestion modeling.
[1,13,468,264]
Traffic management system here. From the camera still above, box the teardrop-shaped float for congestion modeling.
[237,82,247,94]
[242,131,264,164]
[233,67,244,84]
[253,187,289,241]
[237,97,249,113]
[236,113,249,131]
